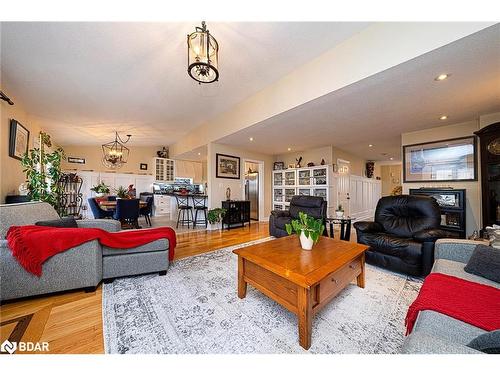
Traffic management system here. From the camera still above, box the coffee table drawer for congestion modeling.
[319,257,362,300]
[244,260,298,309]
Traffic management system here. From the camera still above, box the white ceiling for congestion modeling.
[217,23,500,161]
[0,22,370,146]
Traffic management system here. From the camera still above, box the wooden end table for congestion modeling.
[233,236,368,350]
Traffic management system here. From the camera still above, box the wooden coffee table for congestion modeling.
[233,236,369,350]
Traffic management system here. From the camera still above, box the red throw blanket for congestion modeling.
[6,225,177,277]
[405,273,500,335]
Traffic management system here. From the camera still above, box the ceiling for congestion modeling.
[0,22,370,146]
[217,23,500,161]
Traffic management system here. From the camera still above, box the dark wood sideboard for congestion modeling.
[222,200,250,230]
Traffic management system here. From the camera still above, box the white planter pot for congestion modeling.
[207,222,221,231]
[95,192,106,198]
[335,211,344,219]
[299,231,314,250]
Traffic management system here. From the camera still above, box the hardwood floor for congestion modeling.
[0,221,270,354]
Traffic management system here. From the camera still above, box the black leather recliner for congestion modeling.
[353,195,456,276]
[269,195,327,238]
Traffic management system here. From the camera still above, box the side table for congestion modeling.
[325,217,355,241]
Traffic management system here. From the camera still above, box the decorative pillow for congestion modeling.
[35,218,78,228]
[467,330,500,354]
[464,244,500,283]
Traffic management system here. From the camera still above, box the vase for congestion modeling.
[335,211,344,219]
[207,222,220,231]
[299,231,314,250]
[95,192,105,198]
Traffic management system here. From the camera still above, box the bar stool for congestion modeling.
[175,195,193,228]
[192,195,208,227]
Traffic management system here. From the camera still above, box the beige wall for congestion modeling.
[207,142,274,219]
[332,147,368,177]
[401,120,481,235]
[380,164,402,196]
[274,145,333,168]
[0,100,45,203]
[479,111,500,129]
[274,145,370,177]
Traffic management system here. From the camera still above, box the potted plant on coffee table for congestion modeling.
[285,212,325,250]
[207,208,227,231]
[90,181,110,198]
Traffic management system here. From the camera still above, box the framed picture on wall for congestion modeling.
[273,161,285,170]
[140,163,148,170]
[9,119,30,160]
[216,153,240,179]
[403,136,477,182]
[67,157,86,164]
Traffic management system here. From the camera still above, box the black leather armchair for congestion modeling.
[353,195,457,276]
[269,195,327,238]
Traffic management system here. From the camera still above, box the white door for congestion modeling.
[337,159,351,216]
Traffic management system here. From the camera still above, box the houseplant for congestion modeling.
[90,181,110,197]
[285,212,325,250]
[21,145,66,214]
[335,204,344,219]
[115,186,128,199]
[207,208,227,231]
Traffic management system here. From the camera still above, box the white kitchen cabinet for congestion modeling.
[154,158,175,182]
[153,194,171,217]
[174,160,203,182]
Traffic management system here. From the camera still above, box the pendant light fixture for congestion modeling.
[187,21,219,84]
[102,132,131,169]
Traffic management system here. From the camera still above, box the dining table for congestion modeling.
[98,200,148,211]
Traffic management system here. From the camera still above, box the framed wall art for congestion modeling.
[9,119,30,160]
[403,136,477,183]
[216,153,240,179]
[67,157,86,164]
[273,161,285,170]
[140,163,148,170]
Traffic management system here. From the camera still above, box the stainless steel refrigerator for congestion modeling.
[245,172,259,221]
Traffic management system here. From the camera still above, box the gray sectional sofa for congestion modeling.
[0,201,171,302]
[402,238,498,354]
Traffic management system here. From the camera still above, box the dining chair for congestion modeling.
[113,199,141,229]
[87,198,113,219]
[140,196,154,227]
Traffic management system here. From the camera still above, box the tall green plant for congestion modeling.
[21,146,66,212]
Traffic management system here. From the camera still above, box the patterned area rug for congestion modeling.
[102,238,422,354]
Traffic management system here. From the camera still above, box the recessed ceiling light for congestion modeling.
[440,115,448,120]
[287,147,292,151]
[249,137,254,141]
[198,152,201,156]
[390,157,394,160]
[434,73,450,81]
[368,144,373,148]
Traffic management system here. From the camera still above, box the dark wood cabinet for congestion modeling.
[475,122,500,229]
[410,188,466,238]
[222,200,250,230]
